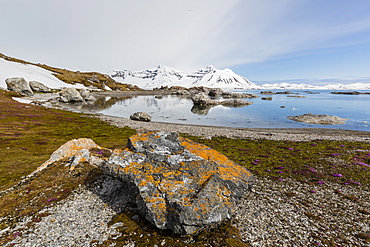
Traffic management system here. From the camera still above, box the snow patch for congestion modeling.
[0,58,88,90]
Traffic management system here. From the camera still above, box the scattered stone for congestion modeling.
[331,91,361,95]
[59,88,84,102]
[261,97,272,100]
[287,95,306,98]
[220,99,253,106]
[221,92,258,99]
[5,77,33,96]
[172,89,191,95]
[287,113,348,125]
[130,112,152,122]
[101,131,254,235]
[276,91,292,94]
[29,81,51,93]
[260,91,275,95]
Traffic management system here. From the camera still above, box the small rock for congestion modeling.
[261,97,272,100]
[287,113,348,125]
[260,91,275,95]
[220,99,253,106]
[130,112,152,122]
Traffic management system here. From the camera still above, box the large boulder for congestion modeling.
[287,113,348,125]
[130,112,152,122]
[5,77,33,96]
[102,131,254,235]
[29,81,51,93]
[59,88,84,102]
[191,93,219,105]
[79,88,96,101]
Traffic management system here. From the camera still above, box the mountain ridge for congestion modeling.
[109,65,259,89]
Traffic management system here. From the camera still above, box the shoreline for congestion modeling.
[14,91,370,142]
[94,114,370,142]
[91,91,370,141]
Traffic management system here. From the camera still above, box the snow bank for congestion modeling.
[0,58,87,90]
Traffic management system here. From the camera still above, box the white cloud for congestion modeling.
[212,0,370,68]
[1,0,370,74]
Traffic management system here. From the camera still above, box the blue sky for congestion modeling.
[1,0,370,83]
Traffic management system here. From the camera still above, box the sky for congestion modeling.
[2,0,370,84]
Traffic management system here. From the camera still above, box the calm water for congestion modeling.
[82,90,370,131]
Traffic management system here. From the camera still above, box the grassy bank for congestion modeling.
[0,90,369,246]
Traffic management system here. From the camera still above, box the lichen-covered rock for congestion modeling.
[101,131,254,235]
[5,77,33,96]
[59,88,84,102]
[29,81,51,93]
[34,138,103,175]
[287,113,348,125]
[130,112,152,122]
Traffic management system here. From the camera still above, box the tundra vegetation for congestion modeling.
[0,89,369,246]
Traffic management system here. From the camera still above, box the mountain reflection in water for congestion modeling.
[76,90,370,131]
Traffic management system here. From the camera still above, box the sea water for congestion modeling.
[86,90,370,131]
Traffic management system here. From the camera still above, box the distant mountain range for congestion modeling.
[109,65,258,89]
[109,65,370,90]
[1,52,370,91]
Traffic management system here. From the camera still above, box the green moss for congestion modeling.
[184,135,370,187]
[0,89,135,191]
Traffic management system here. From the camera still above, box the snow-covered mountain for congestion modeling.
[109,65,259,89]
[259,82,370,90]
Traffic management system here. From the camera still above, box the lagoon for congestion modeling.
[82,90,370,132]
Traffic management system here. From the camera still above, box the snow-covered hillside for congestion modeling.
[0,58,87,90]
[109,65,259,89]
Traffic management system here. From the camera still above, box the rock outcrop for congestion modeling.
[287,113,348,125]
[29,81,51,93]
[35,132,254,235]
[172,87,258,99]
[130,112,152,122]
[5,77,33,96]
[191,93,219,105]
[192,93,253,107]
